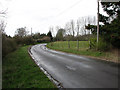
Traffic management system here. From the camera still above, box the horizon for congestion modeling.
[0,0,107,37]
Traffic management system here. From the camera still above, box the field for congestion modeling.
[47,41,105,57]
[47,41,119,63]
[49,41,89,50]
[2,46,56,88]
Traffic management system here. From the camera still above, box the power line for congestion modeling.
[56,0,83,17]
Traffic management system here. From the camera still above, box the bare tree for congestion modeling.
[51,27,54,37]
[55,26,60,41]
[77,17,83,36]
[79,16,94,36]
[0,9,7,34]
[0,8,7,88]
[65,22,72,36]
[0,10,7,17]
[76,20,80,36]
[56,26,60,31]
[78,17,87,36]
[49,26,54,37]
[64,22,72,48]
[0,21,6,34]
[84,17,87,35]
[15,27,29,37]
[0,11,6,15]
[70,20,75,37]
[76,19,80,50]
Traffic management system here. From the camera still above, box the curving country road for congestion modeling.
[30,44,118,88]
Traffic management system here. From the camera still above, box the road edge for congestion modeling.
[46,45,119,65]
[28,45,64,89]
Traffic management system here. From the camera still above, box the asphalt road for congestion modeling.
[30,44,118,88]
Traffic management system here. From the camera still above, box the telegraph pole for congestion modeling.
[97,0,99,43]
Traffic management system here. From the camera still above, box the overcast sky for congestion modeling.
[0,0,106,36]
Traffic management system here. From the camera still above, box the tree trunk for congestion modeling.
[77,40,79,50]
[68,40,70,48]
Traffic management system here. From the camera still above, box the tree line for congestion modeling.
[1,25,53,58]
[1,2,120,58]
[49,2,120,51]
[86,2,120,50]
[50,16,96,41]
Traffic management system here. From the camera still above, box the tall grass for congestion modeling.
[2,46,56,88]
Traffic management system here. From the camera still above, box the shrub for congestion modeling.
[2,34,35,58]
[97,38,109,51]
[90,37,109,51]
[14,35,35,45]
[37,36,51,43]
[89,37,97,49]
[22,36,35,45]
[2,34,17,58]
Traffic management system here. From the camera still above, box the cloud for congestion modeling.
[1,0,105,36]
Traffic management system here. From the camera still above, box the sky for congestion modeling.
[0,0,107,36]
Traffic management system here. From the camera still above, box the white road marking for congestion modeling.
[66,65,76,71]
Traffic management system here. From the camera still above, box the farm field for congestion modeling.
[47,41,119,63]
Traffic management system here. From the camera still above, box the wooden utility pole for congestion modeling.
[97,0,99,43]
[77,20,79,50]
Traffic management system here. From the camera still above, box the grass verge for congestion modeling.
[2,45,56,88]
[47,41,119,63]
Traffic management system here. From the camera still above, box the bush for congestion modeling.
[14,35,24,45]
[90,37,109,51]
[14,35,35,45]
[2,34,35,58]
[89,37,97,49]
[2,34,17,58]
[37,36,51,43]
[22,36,35,45]
[97,39,109,51]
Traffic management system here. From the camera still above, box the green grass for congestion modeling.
[47,41,104,57]
[50,41,89,50]
[47,41,119,63]
[2,45,56,88]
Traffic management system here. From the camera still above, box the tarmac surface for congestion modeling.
[30,44,118,88]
